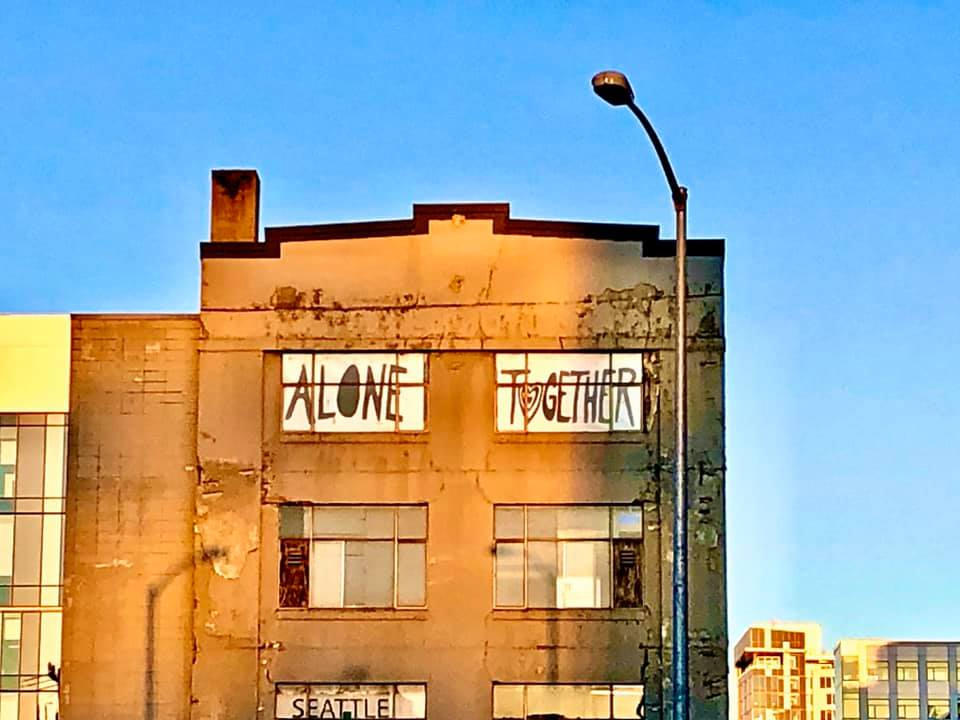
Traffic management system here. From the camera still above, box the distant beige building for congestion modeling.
[735,622,836,720]
[834,639,959,720]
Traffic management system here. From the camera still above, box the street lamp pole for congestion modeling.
[591,70,689,720]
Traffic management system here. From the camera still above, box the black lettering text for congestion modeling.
[500,369,528,424]
[362,365,386,420]
[583,371,600,423]
[285,366,314,425]
[319,697,335,719]
[615,368,637,427]
[316,366,335,420]
[569,371,589,423]
[598,369,612,424]
[541,372,559,421]
[337,364,361,417]
[292,697,305,719]
[385,364,407,422]
[556,371,571,423]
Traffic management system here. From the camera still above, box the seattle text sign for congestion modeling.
[275,684,426,719]
[496,352,645,432]
[282,353,426,432]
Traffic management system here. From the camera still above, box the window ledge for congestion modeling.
[279,432,429,444]
[492,608,649,622]
[275,608,428,621]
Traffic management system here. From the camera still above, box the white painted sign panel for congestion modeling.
[276,684,426,719]
[282,353,426,432]
[495,352,644,432]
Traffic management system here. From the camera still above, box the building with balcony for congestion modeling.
[734,621,836,720]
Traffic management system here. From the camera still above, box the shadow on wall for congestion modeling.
[144,546,226,720]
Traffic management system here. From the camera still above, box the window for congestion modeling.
[278,506,426,608]
[275,683,425,719]
[772,630,805,649]
[493,684,644,719]
[896,662,918,682]
[897,700,919,720]
[868,700,890,719]
[926,700,949,720]
[494,505,643,609]
[750,627,765,647]
[868,662,889,681]
[0,415,66,720]
[0,610,61,718]
[282,353,427,432]
[828,694,835,705]
[821,676,834,688]
[925,662,947,682]
[843,692,861,720]
[495,353,646,432]
[0,415,66,608]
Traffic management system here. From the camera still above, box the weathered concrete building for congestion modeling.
[2,169,727,720]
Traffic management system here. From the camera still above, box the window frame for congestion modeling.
[275,682,427,720]
[278,504,427,610]
[843,691,861,720]
[0,415,67,609]
[494,352,647,434]
[924,661,947,682]
[280,352,428,434]
[492,682,645,720]
[897,699,920,720]
[492,504,644,610]
[896,662,919,682]
[926,699,949,720]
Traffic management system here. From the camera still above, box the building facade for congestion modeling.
[834,639,960,720]
[0,315,71,720]
[735,622,836,720]
[3,169,727,720]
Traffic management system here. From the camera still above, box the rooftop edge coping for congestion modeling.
[200,203,724,260]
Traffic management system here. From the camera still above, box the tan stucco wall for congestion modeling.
[193,215,726,720]
[0,314,70,412]
[62,315,200,720]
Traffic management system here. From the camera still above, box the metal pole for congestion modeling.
[671,186,689,720]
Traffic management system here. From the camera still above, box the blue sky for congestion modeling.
[3,2,959,649]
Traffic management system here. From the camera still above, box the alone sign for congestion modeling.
[282,353,426,432]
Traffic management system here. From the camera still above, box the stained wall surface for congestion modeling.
[193,205,727,720]
[61,315,199,720]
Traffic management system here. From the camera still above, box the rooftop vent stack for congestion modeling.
[210,169,260,242]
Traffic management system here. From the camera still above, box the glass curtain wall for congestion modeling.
[0,413,66,720]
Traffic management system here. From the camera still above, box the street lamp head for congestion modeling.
[592,70,635,106]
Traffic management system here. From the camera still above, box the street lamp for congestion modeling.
[592,70,689,720]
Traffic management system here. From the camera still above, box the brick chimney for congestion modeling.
[210,169,260,242]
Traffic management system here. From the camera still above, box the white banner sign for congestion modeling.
[282,353,426,432]
[276,684,426,719]
[495,352,644,432]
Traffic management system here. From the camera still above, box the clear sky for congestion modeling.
[3,2,958,650]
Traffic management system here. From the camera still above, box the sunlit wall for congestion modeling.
[0,315,70,720]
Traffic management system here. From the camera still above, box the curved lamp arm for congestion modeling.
[624,102,687,211]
